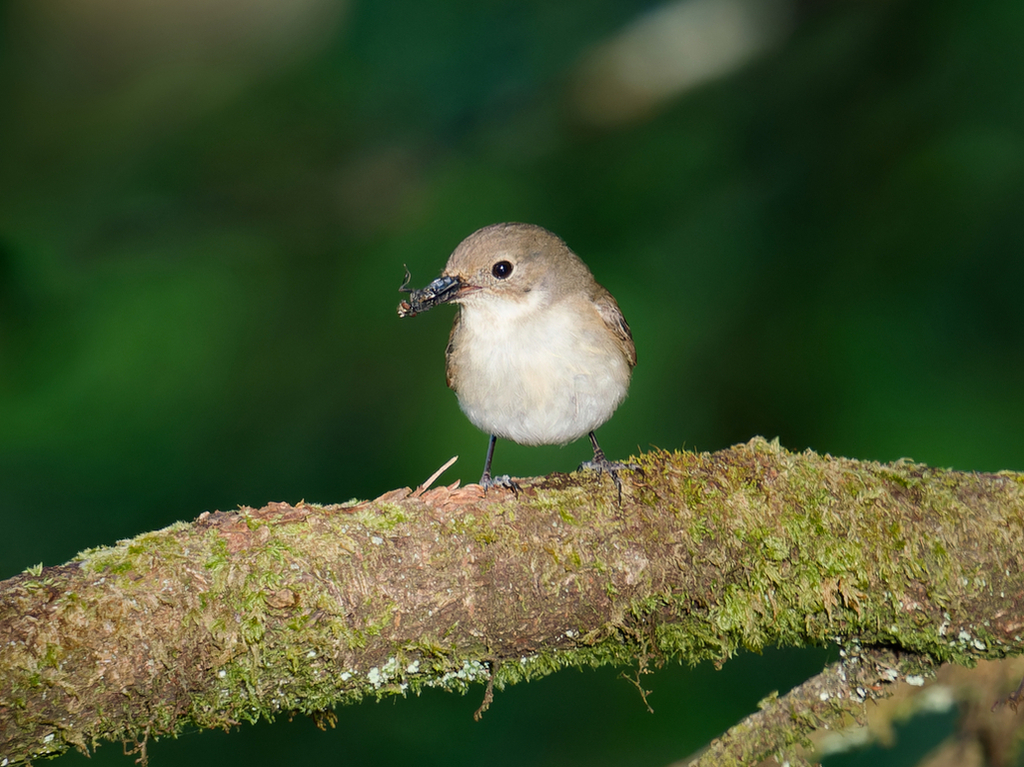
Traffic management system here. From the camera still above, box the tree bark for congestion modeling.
[2,438,1023,766]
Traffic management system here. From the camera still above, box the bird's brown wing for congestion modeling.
[444,311,461,390]
[594,289,637,368]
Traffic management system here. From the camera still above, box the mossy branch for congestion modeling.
[2,438,1023,765]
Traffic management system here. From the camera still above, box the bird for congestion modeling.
[398,222,636,495]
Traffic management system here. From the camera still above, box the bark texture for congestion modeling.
[2,438,1024,765]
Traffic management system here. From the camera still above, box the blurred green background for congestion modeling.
[1,0,1022,764]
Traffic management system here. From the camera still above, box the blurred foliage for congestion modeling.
[1,0,1023,764]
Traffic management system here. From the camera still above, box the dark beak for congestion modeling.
[397,271,464,317]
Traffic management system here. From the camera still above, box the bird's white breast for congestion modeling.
[450,293,631,446]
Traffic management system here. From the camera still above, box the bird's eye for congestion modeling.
[492,260,513,279]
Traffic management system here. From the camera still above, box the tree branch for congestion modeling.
[2,438,1023,765]
[685,647,936,767]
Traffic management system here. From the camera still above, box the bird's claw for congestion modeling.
[578,459,641,504]
[480,474,520,493]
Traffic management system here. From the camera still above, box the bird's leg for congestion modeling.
[579,431,641,503]
[479,434,497,485]
[479,434,518,492]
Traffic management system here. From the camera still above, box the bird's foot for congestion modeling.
[479,473,520,493]
[578,458,641,504]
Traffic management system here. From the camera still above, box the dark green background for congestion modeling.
[2,0,1022,764]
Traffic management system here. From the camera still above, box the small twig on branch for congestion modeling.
[473,661,498,721]
[620,662,655,714]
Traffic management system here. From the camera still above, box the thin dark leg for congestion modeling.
[588,431,606,463]
[478,434,519,492]
[480,434,498,486]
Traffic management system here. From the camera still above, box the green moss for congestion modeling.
[204,536,230,571]
[352,503,412,531]
[106,560,135,575]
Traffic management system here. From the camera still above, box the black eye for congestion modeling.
[492,260,513,279]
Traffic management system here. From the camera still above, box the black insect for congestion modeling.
[397,266,463,318]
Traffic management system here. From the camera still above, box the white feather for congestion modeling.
[451,291,631,446]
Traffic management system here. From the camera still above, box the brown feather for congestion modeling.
[444,311,461,390]
[593,288,636,368]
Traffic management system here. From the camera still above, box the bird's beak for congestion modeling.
[397,272,466,317]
